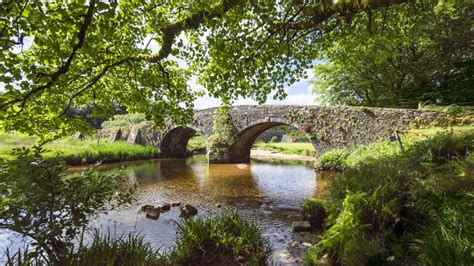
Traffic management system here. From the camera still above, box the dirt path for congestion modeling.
[250,149,315,161]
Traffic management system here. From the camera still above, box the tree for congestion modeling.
[0,0,418,139]
[312,0,473,107]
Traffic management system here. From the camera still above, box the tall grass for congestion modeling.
[55,141,160,165]
[167,212,273,265]
[0,131,159,164]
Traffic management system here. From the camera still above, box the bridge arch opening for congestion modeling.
[228,122,316,163]
[159,126,198,158]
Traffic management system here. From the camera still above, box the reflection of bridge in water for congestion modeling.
[114,105,443,163]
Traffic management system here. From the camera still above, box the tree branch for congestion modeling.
[0,0,97,112]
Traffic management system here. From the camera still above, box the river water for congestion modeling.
[1,155,330,264]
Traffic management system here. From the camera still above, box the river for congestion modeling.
[1,155,330,264]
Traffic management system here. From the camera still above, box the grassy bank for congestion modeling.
[253,141,316,157]
[304,126,474,265]
[0,132,159,165]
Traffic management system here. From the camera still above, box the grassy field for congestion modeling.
[253,141,316,157]
[0,132,159,165]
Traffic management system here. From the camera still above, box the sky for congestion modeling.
[193,68,318,109]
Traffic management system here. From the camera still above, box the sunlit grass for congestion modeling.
[0,132,159,164]
[253,141,316,156]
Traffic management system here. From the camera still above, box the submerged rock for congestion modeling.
[140,204,154,212]
[160,203,171,212]
[292,221,313,232]
[180,204,198,218]
[145,207,161,220]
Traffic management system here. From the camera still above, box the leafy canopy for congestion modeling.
[312,0,473,107]
[0,0,418,139]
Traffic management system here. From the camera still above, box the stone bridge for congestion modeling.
[99,105,447,163]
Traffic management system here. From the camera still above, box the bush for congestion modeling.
[315,149,349,171]
[302,198,330,229]
[167,212,272,265]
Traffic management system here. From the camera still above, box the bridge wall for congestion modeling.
[97,105,452,163]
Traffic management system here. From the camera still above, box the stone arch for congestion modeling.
[227,118,317,163]
[159,126,199,158]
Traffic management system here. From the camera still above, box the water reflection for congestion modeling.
[2,155,323,264]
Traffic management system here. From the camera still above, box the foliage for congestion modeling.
[186,135,206,153]
[302,198,331,229]
[207,106,236,155]
[6,232,165,265]
[73,232,165,265]
[66,103,127,129]
[0,146,133,263]
[305,129,474,264]
[253,142,316,157]
[314,149,350,171]
[167,212,272,265]
[1,0,422,139]
[312,0,473,108]
[101,113,146,129]
[263,125,308,141]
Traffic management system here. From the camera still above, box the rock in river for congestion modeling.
[160,203,171,212]
[145,207,161,220]
[292,221,313,232]
[180,204,198,218]
[140,204,154,212]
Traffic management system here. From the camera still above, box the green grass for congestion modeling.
[0,132,159,165]
[305,127,474,265]
[253,141,316,156]
[186,135,206,153]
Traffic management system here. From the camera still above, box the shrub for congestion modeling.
[302,198,330,229]
[0,146,133,263]
[315,149,349,171]
[167,212,272,265]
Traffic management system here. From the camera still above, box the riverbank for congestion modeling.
[302,126,474,265]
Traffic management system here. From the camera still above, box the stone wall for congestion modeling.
[95,105,465,163]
